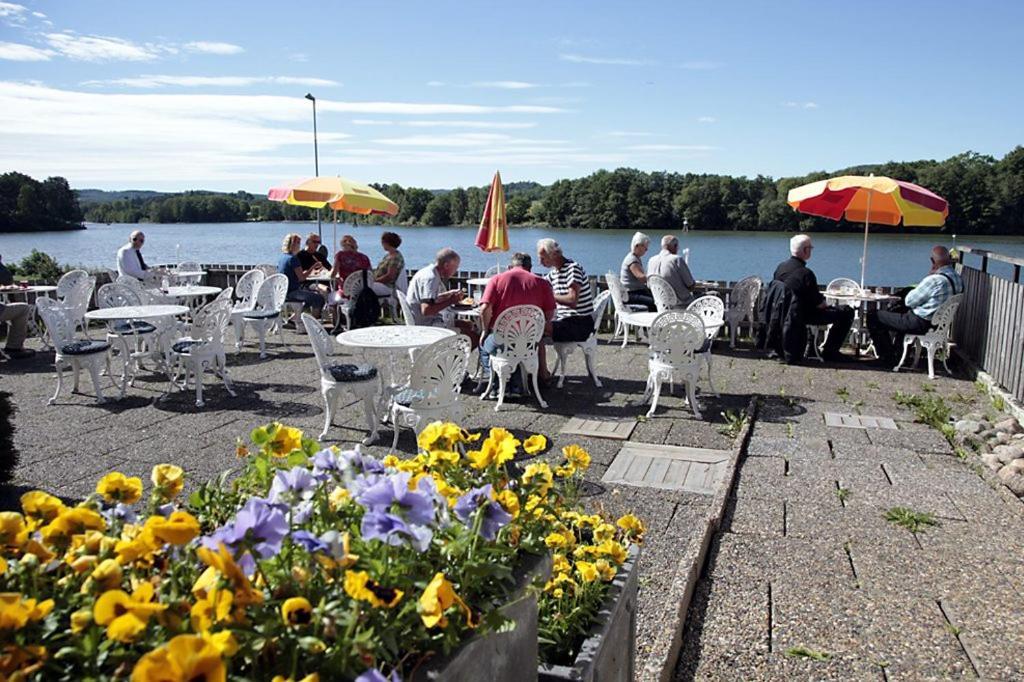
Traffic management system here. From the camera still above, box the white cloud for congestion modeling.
[783,101,819,109]
[470,81,539,89]
[288,52,308,62]
[184,41,244,55]
[0,2,26,19]
[44,33,166,62]
[606,131,655,138]
[0,41,53,61]
[678,61,722,70]
[31,10,44,18]
[426,80,445,87]
[559,53,651,66]
[625,144,716,152]
[319,101,564,115]
[373,133,554,147]
[83,75,340,88]
[351,119,536,130]
[697,116,716,123]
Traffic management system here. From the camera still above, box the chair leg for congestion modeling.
[894,338,911,372]
[193,361,205,407]
[276,319,292,353]
[49,360,64,405]
[925,343,937,380]
[686,379,702,419]
[705,353,719,396]
[646,377,663,418]
[480,369,494,401]
[621,323,630,348]
[320,386,337,440]
[530,367,548,409]
[729,322,737,349]
[584,347,601,388]
[494,367,509,411]
[941,342,953,376]
[391,407,401,449]
[360,389,379,445]
[72,362,81,393]
[256,324,268,359]
[87,359,106,403]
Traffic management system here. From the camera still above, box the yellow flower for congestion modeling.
[191,589,233,633]
[417,421,469,452]
[70,608,92,633]
[343,570,403,609]
[598,540,627,565]
[90,559,124,591]
[20,490,65,524]
[203,630,238,657]
[544,530,575,550]
[576,561,599,583]
[593,523,616,543]
[272,675,319,682]
[146,511,200,546]
[195,544,263,607]
[522,463,553,496]
[523,434,547,454]
[495,490,520,519]
[554,463,577,478]
[552,553,571,574]
[327,486,351,511]
[595,558,617,581]
[96,472,144,504]
[562,444,591,471]
[616,513,646,539]
[151,464,185,500]
[0,557,6,575]
[281,597,313,626]
[0,512,28,549]
[544,572,577,597]
[0,644,47,679]
[94,582,167,642]
[131,634,226,682]
[114,527,162,565]
[267,423,303,457]
[0,594,54,630]
[40,507,106,549]
[426,448,460,467]
[419,572,475,629]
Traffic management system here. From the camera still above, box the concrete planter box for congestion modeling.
[538,544,640,682]
[414,552,552,682]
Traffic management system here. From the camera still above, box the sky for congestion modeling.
[1,0,1022,192]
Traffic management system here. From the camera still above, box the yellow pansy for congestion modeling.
[343,570,403,609]
[203,630,238,657]
[419,572,475,629]
[90,559,123,591]
[523,434,547,454]
[426,448,460,467]
[40,507,106,549]
[272,675,319,682]
[595,558,617,581]
[554,463,577,478]
[0,557,6,575]
[191,589,233,633]
[20,490,65,524]
[70,608,92,633]
[96,472,143,504]
[544,530,575,550]
[562,444,591,471]
[495,490,520,519]
[94,582,166,642]
[114,528,161,565]
[616,513,646,539]
[195,544,263,607]
[150,464,185,500]
[597,540,627,565]
[522,463,553,496]
[552,553,571,574]
[0,594,54,630]
[327,486,351,510]
[146,511,200,546]
[593,523,616,543]
[575,561,599,583]
[0,512,28,549]
[131,634,226,682]
[417,421,469,452]
[266,423,303,457]
[281,597,313,626]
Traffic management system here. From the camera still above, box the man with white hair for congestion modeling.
[772,234,854,361]
[647,234,696,306]
[406,248,465,327]
[619,232,656,311]
[867,245,964,365]
[116,230,152,280]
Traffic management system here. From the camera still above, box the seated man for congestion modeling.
[278,232,325,324]
[115,230,165,280]
[647,234,696,307]
[298,233,330,299]
[867,246,964,364]
[537,238,595,378]
[478,252,556,395]
[773,234,853,362]
[406,248,479,346]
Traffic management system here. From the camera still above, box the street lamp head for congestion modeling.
[304,93,315,102]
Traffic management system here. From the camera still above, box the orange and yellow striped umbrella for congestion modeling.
[475,171,509,253]
[268,176,398,216]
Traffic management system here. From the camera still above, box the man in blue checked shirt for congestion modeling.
[867,246,964,365]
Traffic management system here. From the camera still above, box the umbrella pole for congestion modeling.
[860,191,873,289]
[333,210,337,255]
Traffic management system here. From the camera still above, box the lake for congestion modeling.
[2,222,1023,286]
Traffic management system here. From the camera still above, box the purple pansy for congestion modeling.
[102,502,137,525]
[454,484,512,541]
[357,472,435,527]
[311,448,344,480]
[355,669,401,682]
[268,466,318,524]
[290,530,328,554]
[202,496,288,560]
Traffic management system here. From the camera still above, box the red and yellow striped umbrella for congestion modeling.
[787,174,949,286]
[475,171,509,253]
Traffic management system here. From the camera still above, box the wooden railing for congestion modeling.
[955,247,1024,402]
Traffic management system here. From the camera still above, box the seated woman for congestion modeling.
[278,233,325,324]
[370,231,405,296]
[329,234,371,287]
[620,231,656,311]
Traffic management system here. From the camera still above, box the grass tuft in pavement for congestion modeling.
[784,646,831,661]
[884,506,939,533]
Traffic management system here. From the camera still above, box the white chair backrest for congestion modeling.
[826,277,862,296]
[728,276,762,317]
[648,274,678,312]
[213,288,233,303]
[97,283,143,309]
[178,261,200,272]
[397,289,417,326]
[256,264,280,278]
[56,270,90,300]
[604,273,628,314]
[64,276,95,320]
[191,298,232,344]
[301,313,335,375]
[116,274,156,304]
[254,274,288,313]
[35,297,76,347]
[649,310,706,366]
[687,295,725,340]
[341,270,366,299]
[492,305,545,363]
[394,266,409,294]
[141,271,165,290]
[484,264,506,278]
[591,291,612,336]
[928,294,963,337]
[234,269,265,309]
[408,334,472,409]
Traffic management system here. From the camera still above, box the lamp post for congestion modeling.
[305,93,321,240]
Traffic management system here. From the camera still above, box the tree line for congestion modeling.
[0,172,84,232]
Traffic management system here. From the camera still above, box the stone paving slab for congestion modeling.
[867,427,955,455]
[703,534,857,591]
[720,495,785,536]
[746,436,831,459]
[940,587,1024,680]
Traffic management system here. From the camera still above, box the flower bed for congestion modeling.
[0,422,643,681]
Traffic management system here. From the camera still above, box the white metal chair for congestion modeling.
[57,273,95,335]
[397,289,417,326]
[484,264,506,278]
[724,276,762,348]
[481,305,547,411]
[894,294,963,380]
[648,274,680,312]
[301,313,380,444]
[96,283,164,396]
[166,298,235,408]
[174,261,203,286]
[331,270,366,333]
[605,273,655,347]
[687,295,725,396]
[240,274,290,359]
[389,334,472,448]
[36,297,112,405]
[551,291,612,388]
[229,269,265,351]
[643,310,706,419]
[805,278,862,360]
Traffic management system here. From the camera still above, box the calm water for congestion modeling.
[2,222,1023,287]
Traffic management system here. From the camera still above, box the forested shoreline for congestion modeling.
[0,172,84,232]
[5,147,1023,235]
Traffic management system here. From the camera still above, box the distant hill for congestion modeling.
[76,189,173,205]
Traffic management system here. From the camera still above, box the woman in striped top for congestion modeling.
[537,238,595,343]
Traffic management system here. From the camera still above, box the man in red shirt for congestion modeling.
[479,252,556,395]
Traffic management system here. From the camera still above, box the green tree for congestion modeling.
[421,194,452,226]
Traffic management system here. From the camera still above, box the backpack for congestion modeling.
[349,270,381,329]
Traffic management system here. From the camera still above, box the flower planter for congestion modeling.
[414,552,552,682]
[538,544,640,682]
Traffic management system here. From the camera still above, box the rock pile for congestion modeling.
[956,412,1024,497]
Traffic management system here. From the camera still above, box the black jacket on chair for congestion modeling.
[757,279,806,364]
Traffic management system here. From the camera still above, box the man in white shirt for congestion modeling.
[116,230,155,280]
[646,235,696,306]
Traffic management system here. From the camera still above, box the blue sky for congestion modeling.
[1,0,1022,192]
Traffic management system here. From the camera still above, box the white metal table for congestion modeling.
[157,285,223,314]
[825,290,900,356]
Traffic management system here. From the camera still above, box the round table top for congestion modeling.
[466,277,491,287]
[337,325,455,350]
[173,270,206,277]
[160,285,222,298]
[85,304,190,320]
[0,284,57,295]
[827,291,899,303]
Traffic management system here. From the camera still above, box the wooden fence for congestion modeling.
[955,247,1024,402]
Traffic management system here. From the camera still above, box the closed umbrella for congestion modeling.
[787,174,948,287]
[475,171,509,261]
